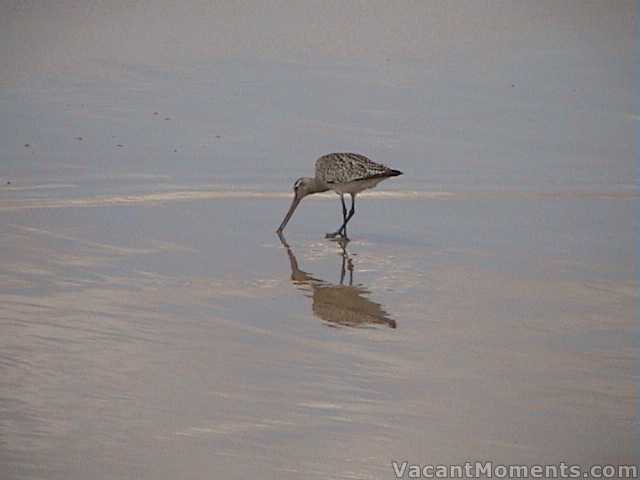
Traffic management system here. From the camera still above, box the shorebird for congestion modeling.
[277,153,402,239]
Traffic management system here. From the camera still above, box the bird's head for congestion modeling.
[292,177,319,198]
[276,177,327,232]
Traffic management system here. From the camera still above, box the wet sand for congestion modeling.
[1,2,637,479]
[1,181,636,479]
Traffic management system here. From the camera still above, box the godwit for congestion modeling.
[277,153,402,239]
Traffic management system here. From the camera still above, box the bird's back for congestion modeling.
[315,153,398,185]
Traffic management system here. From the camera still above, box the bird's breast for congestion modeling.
[329,177,387,194]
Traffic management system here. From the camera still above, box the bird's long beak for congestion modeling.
[277,192,302,232]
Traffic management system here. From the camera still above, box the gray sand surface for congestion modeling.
[1,2,636,479]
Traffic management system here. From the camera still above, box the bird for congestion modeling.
[277,232,396,328]
[276,153,402,239]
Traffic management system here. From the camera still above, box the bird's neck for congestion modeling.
[308,177,330,194]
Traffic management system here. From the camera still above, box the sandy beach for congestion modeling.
[1,2,637,479]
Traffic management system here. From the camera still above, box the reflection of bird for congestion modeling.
[278,232,396,329]
[277,153,402,240]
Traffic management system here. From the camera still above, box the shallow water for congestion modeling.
[1,177,636,479]
[1,3,637,478]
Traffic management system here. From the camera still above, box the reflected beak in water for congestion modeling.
[277,191,303,233]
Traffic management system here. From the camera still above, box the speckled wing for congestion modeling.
[315,153,391,185]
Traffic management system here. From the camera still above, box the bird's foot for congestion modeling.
[325,231,350,242]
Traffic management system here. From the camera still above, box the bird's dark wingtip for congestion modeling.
[389,169,403,177]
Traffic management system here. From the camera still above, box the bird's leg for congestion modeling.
[337,194,356,239]
[325,194,348,239]
[341,194,348,229]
